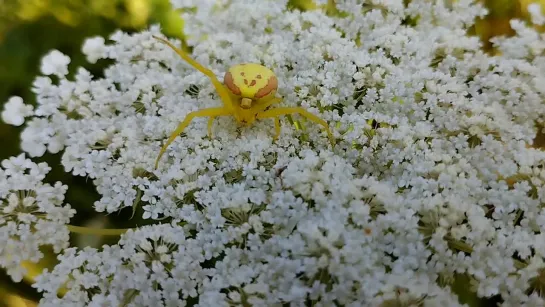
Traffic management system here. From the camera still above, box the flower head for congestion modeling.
[0,154,75,282]
[40,50,71,77]
[1,96,34,126]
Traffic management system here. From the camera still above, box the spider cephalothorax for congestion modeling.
[224,63,278,109]
[153,36,334,169]
[223,63,279,125]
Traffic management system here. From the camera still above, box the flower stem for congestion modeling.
[67,225,130,236]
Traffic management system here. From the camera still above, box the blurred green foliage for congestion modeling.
[0,0,543,305]
[0,0,183,108]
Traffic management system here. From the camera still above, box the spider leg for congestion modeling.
[153,36,235,110]
[251,97,283,137]
[257,107,335,145]
[253,97,283,113]
[274,117,281,140]
[155,107,231,169]
[207,117,215,137]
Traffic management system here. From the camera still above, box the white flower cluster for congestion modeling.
[1,96,34,126]
[5,0,545,305]
[33,224,208,307]
[0,154,75,282]
[33,176,462,306]
[40,49,71,77]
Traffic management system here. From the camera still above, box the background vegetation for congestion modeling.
[0,0,543,306]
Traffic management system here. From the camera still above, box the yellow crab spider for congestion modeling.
[153,35,335,169]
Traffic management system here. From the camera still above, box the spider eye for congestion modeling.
[256,75,262,79]
[240,72,245,76]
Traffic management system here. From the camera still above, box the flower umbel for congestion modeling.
[3,0,545,305]
[0,154,75,282]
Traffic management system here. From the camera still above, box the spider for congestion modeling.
[153,36,335,169]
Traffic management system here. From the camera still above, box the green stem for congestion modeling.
[67,225,130,236]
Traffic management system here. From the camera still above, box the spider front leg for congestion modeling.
[153,36,235,110]
[256,107,335,145]
[274,117,281,140]
[253,97,283,113]
[155,107,231,169]
[251,97,283,139]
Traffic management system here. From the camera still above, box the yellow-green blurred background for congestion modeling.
[0,0,543,306]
